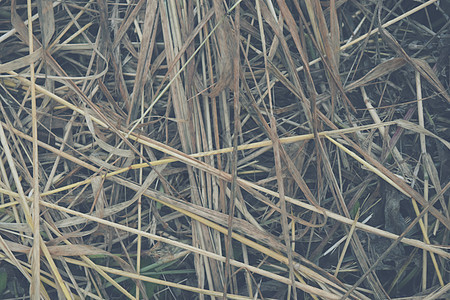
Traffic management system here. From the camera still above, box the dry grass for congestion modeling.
[0,0,449,299]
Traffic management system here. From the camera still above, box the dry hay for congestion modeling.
[0,0,449,299]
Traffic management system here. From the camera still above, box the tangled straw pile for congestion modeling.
[0,0,448,299]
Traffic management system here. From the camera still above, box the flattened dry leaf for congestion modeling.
[96,138,134,158]
[329,0,340,67]
[46,227,99,246]
[112,0,147,49]
[209,0,236,97]
[4,240,30,253]
[37,0,55,47]
[345,58,407,91]
[48,244,111,257]
[0,48,42,72]
[423,153,447,212]
[54,198,138,228]
[88,155,120,170]
[4,240,113,257]
[377,10,450,103]
[128,0,159,121]
[11,0,30,45]
[395,119,450,149]
[411,58,450,103]
[0,222,32,233]
[84,108,134,159]
[91,176,107,218]
[10,0,40,49]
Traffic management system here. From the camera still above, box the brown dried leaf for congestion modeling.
[0,48,42,72]
[112,0,147,49]
[91,176,107,219]
[411,58,450,103]
[345,58,407,91]
[377,11,450,103]
[128,0,159,121]
[4,240,113,256]
[48,244,111,257]
[395,119,450,149]
[37,0,55,47]
[209,0,236,98]
[423,153,448,217]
